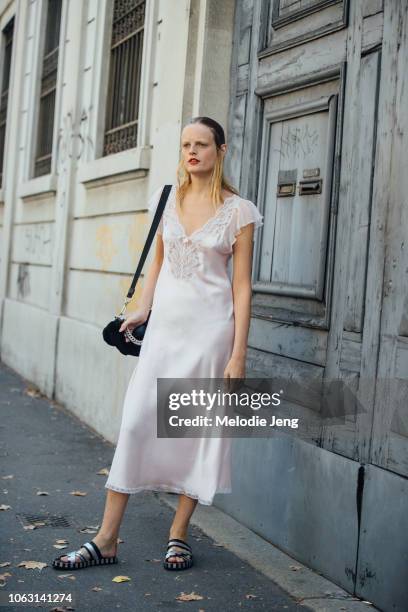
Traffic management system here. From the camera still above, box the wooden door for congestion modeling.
[225,1,408,606]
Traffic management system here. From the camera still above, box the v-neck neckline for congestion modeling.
[170,186,238,239]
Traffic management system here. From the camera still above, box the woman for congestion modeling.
[52,116,263,572]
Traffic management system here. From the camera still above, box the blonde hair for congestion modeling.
[175,116,239,213]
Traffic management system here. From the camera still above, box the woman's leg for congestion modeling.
[59,490,129,563]
[167,494,198,562]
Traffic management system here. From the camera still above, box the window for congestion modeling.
[0,17,14,187]
[103,0,146,156]
[33,0,62,178]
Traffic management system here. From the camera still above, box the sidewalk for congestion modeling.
[0,361,376,611]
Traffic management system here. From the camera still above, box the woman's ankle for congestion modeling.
[94,532,118,547]
[169,526,189,540]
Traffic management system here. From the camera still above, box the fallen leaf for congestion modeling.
[79,527,98,534]
[56,539,69,545]
[145,558,161,563]
[97,468,109,476]
[17,561,47,570]
[0,572,12,581]
[91,586,103,591]
[0,505,11,511]
[144,592,151,596]
[57,574,76,580]
[117,538,124,543]
[53,545,68,550]
[289,564,302,571]
[36,491,49,496]
[0,562,11,567]
[245,593,258,599]
[23,525,37,531]
[176,591,204,601]
[70,490,87,496]
[112,575,131,583]
[25,386,42,398]
[2,475,13,480]
[79,524,99,533]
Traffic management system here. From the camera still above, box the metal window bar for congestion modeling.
[34,0,62,178]
[0,17,14,188]
[103,0,146,156]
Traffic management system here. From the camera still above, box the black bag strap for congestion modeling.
[119,184,172,313]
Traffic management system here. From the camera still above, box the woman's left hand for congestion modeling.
[223,354,246,391]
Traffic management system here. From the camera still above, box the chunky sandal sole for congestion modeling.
[52,540,118,570]
[163,538,193,571]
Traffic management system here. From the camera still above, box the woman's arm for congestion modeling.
[224,222,255,379]
[119,234,164,334]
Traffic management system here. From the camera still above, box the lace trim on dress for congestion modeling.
[205,198,240,242]
[165,191,240,280]
[167,238,201,280]
[169,189,238,241]
[105,481,232,506]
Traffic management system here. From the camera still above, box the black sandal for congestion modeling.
[163,538,193,570]
[52,540,118,570]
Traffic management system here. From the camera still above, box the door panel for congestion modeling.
[267,0,349,52]
[253,79,340,331]
[255,96,337,301]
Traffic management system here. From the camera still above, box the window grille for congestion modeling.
[0,17,14,187]
[103,0,146,156]
[33,0,62,178]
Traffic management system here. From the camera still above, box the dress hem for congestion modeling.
[104,481,232,506]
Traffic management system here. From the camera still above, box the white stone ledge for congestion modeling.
[78,146,151,188]
[18,174,58,200]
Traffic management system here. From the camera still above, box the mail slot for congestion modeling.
[277,182,296,197]
[298,178,323,195]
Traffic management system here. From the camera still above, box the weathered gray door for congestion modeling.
[225,1,408,609]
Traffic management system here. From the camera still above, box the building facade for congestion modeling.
[0,1,406,610]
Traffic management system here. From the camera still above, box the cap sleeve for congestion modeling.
[229,198,264,246]
[147,184,167,235]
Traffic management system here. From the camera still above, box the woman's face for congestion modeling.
[181,123,226,176]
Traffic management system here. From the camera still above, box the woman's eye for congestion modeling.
[182,142,208,148]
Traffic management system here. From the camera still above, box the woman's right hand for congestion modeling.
[119,308,150,340]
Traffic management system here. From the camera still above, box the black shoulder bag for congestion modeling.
[102,184,172,356]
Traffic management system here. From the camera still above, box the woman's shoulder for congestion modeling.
[227,192,264,234]
[222,190,257,212]
[221,188,239,201]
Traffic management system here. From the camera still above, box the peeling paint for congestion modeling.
[95,225,118,270]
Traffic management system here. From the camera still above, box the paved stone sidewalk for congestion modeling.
[0,361,309,611]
